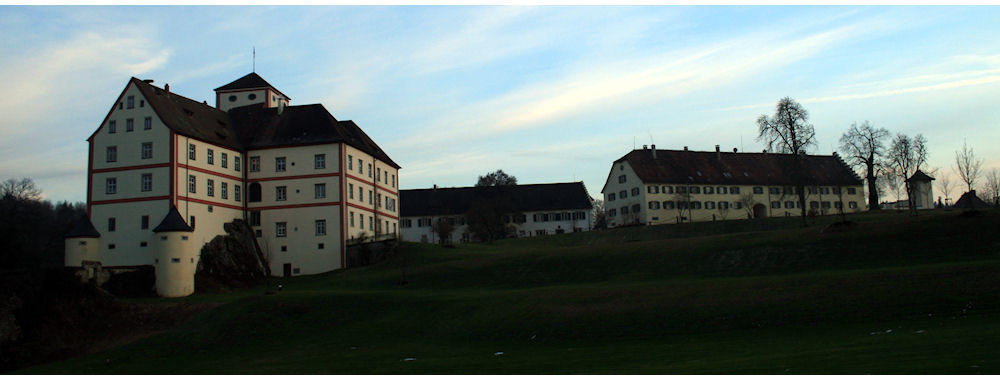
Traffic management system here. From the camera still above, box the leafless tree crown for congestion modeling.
[954,139,983,192]
[756,97,817,155]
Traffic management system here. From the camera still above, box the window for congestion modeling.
[316,219,327,236]
[678,186,688,194]
[717,186,727,194]
[141,142,153,159]
[126,95,134,109]
[109,120,116,133]
[771,201,781,209]
[648,186,658,194]
[631,187,639,196]
[608,193,616,201]
[368,190,373,205]
[106,146,117,162]
[832,187,842,195]
[140,100,144,107]
[719,202,729,210]
[358,159,363,174]
[221,153,228,168]
[730,187,740,194]
[704,186,714,194]
[207,149,214,165]
[349,184,354,199]
[315,183,326,199]
[662,185,673,194]
[690,186,701,194]
[229,95,237,102]
[358,187,363,202]
[706,201,715,209]
[376,167,381,181]
[847,188,857,195]
[648,201,660,209]
[275,157,286,172]
[250,211,261,226]
[348,155,353,170]
[835,201,843,209]
[108,217,116,232]
[368,163,372,177]
[392,174,396,187]
[141,173,152,192]
[276,186,287,201]
[144,117,152,130]
[821,201,831,209]
[810,201,820,209]
[369,216,373,231]
[849,201,858,209]
[821,187,830,195]
[249,156,260,172]
[753,186,764,194]
[126,118,134,132]
[619,190,627,199]
[690,201,702,210]
[234,185,241,201]
[785,201,795,209]
[141,215,149,230]
[248,93,257,100]
[735,202,743,209]
[188,175,196,193]
[221,182,228,199]
[188,144,196,160]
[663,201,675,209]
[608,209,617,217]
[769,187,781,195]
[350,211,355,227]
[235,156,241,172]
[618,175,626,183]
[315,154,325,169]
[631,204,640,213]
[276,222,287,237]
[106,178,117,194]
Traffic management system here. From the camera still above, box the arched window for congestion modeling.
[249,182,262,202]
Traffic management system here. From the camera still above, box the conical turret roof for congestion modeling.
[65,217,101,238]
[154,207,194,232]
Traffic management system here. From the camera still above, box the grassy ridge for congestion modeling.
[17,209,1000,374]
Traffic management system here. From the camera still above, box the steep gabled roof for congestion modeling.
[906,169,935,183]
[953,190,989,209]
[214,72,290,100]
[65,217,100,238]
[607,149,862,190]
[400,182,592,217]
[132,78,241,150]
[228,103,400,168]
[154,207,194,232]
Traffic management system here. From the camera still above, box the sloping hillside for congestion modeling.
[16,210,1000,374]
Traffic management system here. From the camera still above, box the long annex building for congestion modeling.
[602,145,865,227]
[65,73,400,297]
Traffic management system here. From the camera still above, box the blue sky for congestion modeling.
[2,5,999,203]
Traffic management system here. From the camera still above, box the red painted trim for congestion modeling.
[343,173,396,195]
[344,173,370,184]
[177,163,243,182]
[176,196,244,211]
[339,143,346,269]
[93,162,170,174]
[88,78,136,142]
[348,204,399,220]
[250,172,341,182]
[247,201,342,211]
[91,195,170,206]
[87,139,94,217]
[169,131,176,208]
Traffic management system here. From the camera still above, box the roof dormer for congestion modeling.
[214,72,290,112]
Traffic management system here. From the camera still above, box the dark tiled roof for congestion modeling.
[65,217,100,238]
[606,149,862,192]
[132,78,241,150]
[400,182,593,217]
[227,104,399,168]
[953,190,989,209]
[154,207,194,232]
[906,169,935,183]
[214,72,290,100]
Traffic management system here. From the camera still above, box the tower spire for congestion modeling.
[252,46,256,73]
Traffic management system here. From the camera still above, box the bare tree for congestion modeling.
[757,97,817,225]
[673,187,692,223]
[717,201,730,221]
[430,218,455,245]
[739,192,758,219]
[935,173,955,207]
[0,178,42,201]
[954,139,983,193]
[839,121,890,210]
[886,133,928,215]
[592,199,607,229]
[985,168,1000,207]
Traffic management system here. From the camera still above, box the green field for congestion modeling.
[17,209,1000,374]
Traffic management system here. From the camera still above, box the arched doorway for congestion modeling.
[752,203,766,219]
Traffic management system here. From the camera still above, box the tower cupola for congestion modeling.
[214,72,290,112]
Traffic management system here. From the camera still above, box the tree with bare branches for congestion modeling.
[738,192,758,219]
[954,139,983,193]
[757,97,816,224]
[0,178,42,201]
[985,168,1000,207]
[839,121,890,210]
[935,173,955,207]
[886,133,928,215]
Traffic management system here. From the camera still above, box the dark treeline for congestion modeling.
[0,183,86,272]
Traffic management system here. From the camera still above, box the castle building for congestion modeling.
[399,182,593,242]
[601,145,866,227]
[65,73,399,297]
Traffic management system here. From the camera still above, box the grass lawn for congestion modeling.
[14,209,1000,374]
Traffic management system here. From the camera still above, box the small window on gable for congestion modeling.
[248,93,257,100]
[229,95,237,101]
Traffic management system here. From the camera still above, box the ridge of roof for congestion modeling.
[400,182,592,217]
[906,169,935,182]
[132,78,241,150]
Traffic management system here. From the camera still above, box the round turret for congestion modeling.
[153,207,197,297]
[64,217,101,267]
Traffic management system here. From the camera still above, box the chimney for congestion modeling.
[164,83,170,93]
[433,184,437,190]
[683,146,688,151]
[733,148,738,153]
[651,144,655,150]
[642,144,648,149]
[715,145,720,152]
[763,149,768,154]
[278,101,285,115]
